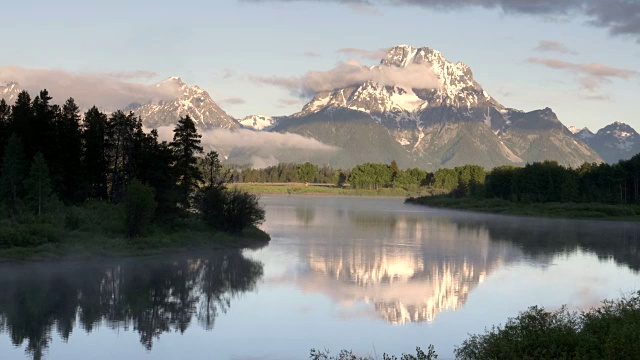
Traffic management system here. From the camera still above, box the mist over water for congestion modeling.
[2,196,640,359]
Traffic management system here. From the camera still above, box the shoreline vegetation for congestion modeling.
[406,196,640,221]
[310,292,640,360]
[232,183,442,197]
[0,90,268,261]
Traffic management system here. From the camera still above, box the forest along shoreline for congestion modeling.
[0,91,268,261]
[406,161,640,221]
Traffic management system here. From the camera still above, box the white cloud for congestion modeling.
[0,66,172,111]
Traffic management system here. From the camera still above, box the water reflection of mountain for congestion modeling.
[0,250,263,360]
[286,200,640,325]
[296,210,524,325]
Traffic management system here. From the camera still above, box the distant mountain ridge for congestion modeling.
[0,77,240,130]
[569,122,640,163]
[4,46,638,170]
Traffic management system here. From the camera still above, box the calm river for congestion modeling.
[2,195,640,359]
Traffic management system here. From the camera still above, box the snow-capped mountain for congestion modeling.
[0,82,22,104]
[239,115,278,131]
[262,45,602,170]
[129,77,240,130]
[573,122,640,163]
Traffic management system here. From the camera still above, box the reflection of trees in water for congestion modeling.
[0,250,263,360]
[477,218,640,272]
[296,204,316,225]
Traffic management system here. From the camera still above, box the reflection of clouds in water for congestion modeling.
[261,196,640,326]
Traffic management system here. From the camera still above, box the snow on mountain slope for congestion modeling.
[130,77,239,130]
[576,122,640,163]
[274,45,603,169]
[239,115,278,131]
[0,82,22,104]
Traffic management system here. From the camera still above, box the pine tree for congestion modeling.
[10,91,33,149]
[57,98,83,202]
[82,106,108,200]
[0,135,26,215]
[105,111,140,202]
[24,153,53,216]
[0,99,11,161]
[203,151,229,190]
[170,115,203,209]
[31,89,59,161]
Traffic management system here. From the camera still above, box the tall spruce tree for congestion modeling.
[0,135,26,215]
[82,106,108,200]
[31,90,59,162]
[10,91,33,148]
[57,98,83,202]
[0,99,11,161]
[105,111,140,203]
[170,115,203,210]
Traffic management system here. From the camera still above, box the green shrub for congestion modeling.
[455,292,640,360]
[124,179,157,238]
[199,187,265,235]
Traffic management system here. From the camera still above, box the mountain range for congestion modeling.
[1,45,638,169]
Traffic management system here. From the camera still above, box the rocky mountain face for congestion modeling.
[129,77,240,130]
[263,45,603,170]
[0,82,22,104]
[571,122,640,164]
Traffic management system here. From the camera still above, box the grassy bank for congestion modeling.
[0,201,270,261]
[232,183,444,197]
[406,195,640,221]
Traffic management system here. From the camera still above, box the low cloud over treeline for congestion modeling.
[154,127,338,168]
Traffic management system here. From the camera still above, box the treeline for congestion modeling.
[234,154,640,206]
[0,90,264,249]
[232,160,432,191]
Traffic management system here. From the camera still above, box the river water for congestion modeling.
[2,195,640,360]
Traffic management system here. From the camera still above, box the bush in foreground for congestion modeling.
[455,292,640,360]
[199,187,265,235]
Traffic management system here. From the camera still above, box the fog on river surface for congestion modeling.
[1,196,639,360]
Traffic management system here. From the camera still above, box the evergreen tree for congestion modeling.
[0,135,26,215]
[24,153,53,216]
[203,151,229,190]
[0,99,11,161]
[10,91,33,148]
[57,98,83,202]
[31,90,59,162]
[170,115,203,209]
[105,111,140,202]
[82,106,109,200]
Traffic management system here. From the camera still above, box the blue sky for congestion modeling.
[0,0,638,130]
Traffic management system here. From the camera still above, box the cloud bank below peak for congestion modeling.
[251,60,440,96]
[243,0,640,42]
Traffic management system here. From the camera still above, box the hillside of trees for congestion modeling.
[0,90,266,254]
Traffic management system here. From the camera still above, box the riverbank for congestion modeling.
[232,183,443,197]
[0,201,270,262]
[406,195,640,221]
